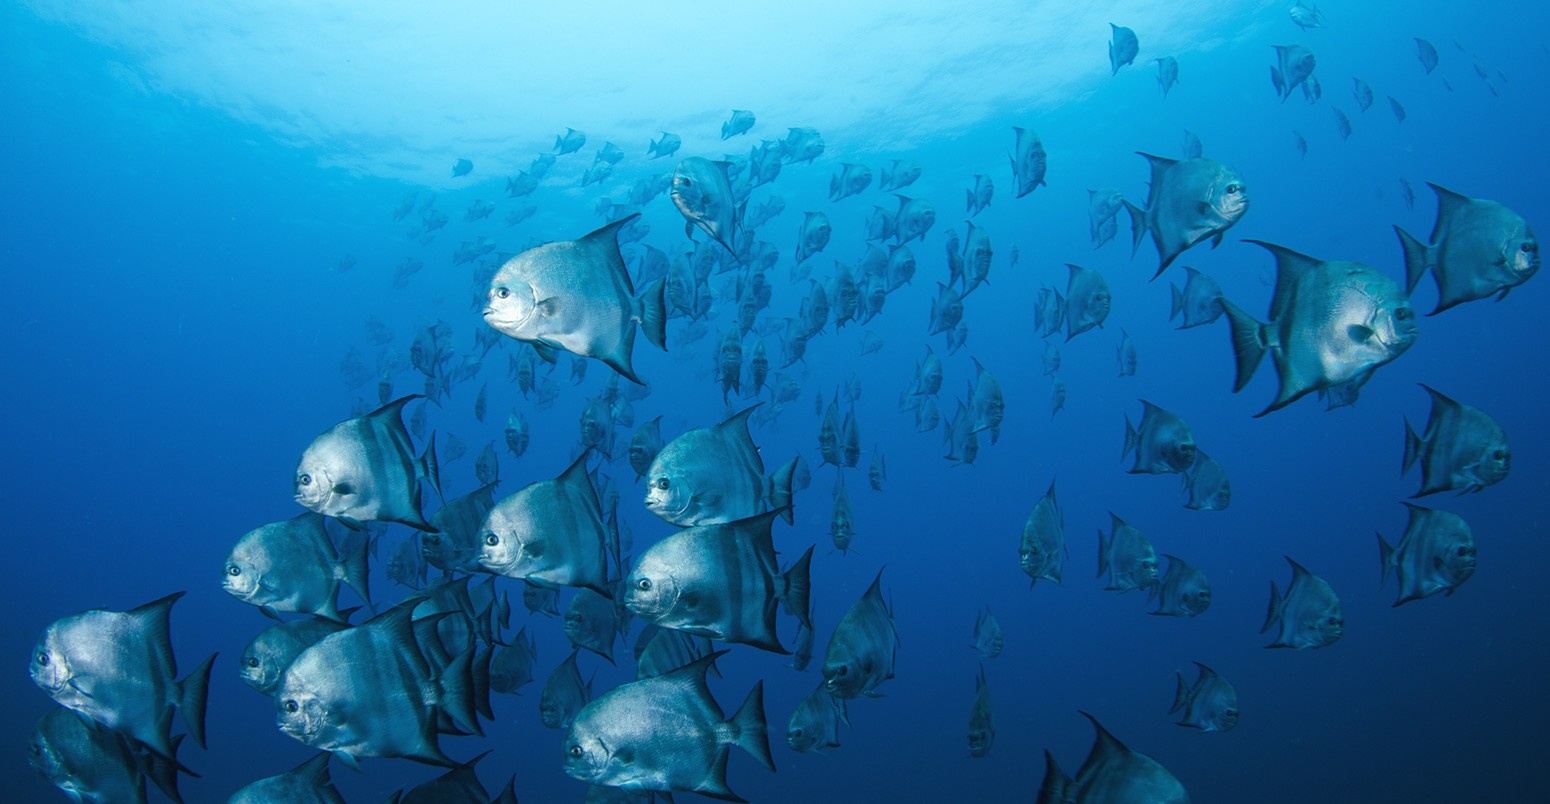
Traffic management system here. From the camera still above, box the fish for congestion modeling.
[780,126,825,164]
[895,195,937,244]
[29,705,187,804]
[916,395,941,432]
[971,607,1003,659]
[1150,555,1212,617]
[593,141,624,166]
[787,681,845,754]
[1270,44,1317,101]
[1289,1,1326,30]
[1388,95,1408,123]
[522,581,562,620]
[474,440,499,485]
[1416,38,1439,74]
[389,752,501,803]
[1352,77,1374,111]
[1169,266,1224,328]
[928,282,965,336]
[1088,188,1123,248]
[1302,75,1322,104]
[830,475,856,553]
[1042,342,1061,376]
[865,205,898,242]
[451,158,473,177]
[1108,24,1138,75]
[967,665,996,758]
[1050,380,1067,419]
[1395,183,1539,314]
[717,328,744,403]
[1155,56,1179,96]
[1010,127,1048,197]
[945,401,980,466]
[1262,556,1344,649]
[671,157,743,258]
[645,406,796,527]
[1039,713,1189,803]
[504,412,529,459]
[721,109,756,139]
[488,626,539,696]
[968,358,1004,443]
[1333,107,1352,140]
[294,396,442,532]
[790,596,816,671]
[1182,450,1232,511]
[1171,663,1239,733]
[868,448,887,491]
[240,618,352,697]
[1182,130,1203,159]
[912,345,944,395]
[628,416,665,481]
[1035,286,1065,338]
[421,483,498,575]
[635,624,717,681]
[483,216,668,385]
[1021,479,1065,587]
[962,221,994,297]
[540,650,592,730]
[387,533,427,590]
[880,159,922,192]
[1123,153,1249,278]
[1378,503,1478,606]
[1116,329,1137,377]
[796,212,832,263]
[1122,400,1196,475]
[822,569,899,699]
[1222,241,1418,415]
[967,174,994,216]
[1402,385,1510,496]
[477,451,612,598]
[829,163,873,201]
[625,509,812,653]
[30,592,215,759]
[555,127,587,154]
[1063,263,1111,340]
[565,588,622,665]
[1097,514,1160,594]
[563,651,773,800]
[648,131,682,159]
[223,512,370,622]
[229,753,344,804]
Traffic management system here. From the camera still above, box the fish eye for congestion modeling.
[1522,242,1537,253]
[569,745,584,759]
[424,534,439,544]
[247,656,260,668]
[1395,307,1413,319]
[1493,449,1507,460]
[637,578,652,591]
[791,727,804,737]
[227,565,241,576]
[837,665,849,676]
[1456,546,1469,556]
[284,700,299,714]
[495,286,511,299]
[298,473,312,486]
[485,533,499,546]
[1226,183,1244,194]
[655,478,671,490]
[36,652,48,666]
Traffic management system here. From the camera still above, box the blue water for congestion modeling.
[4,1,1546,801]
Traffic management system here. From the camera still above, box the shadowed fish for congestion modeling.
[1010,127,1048,197]
[1064,264,1111,340]
[1378,503,1477,606]
[1123,400,1196,474]
[555,127,587,154]
[478,451,612,598]
[823,569,899,699]
[644,406,797,527]
[722,110,756,139]
[1395,183,1539,314]
[968,174,994,216]
[483,216,668,385]
[423,483,499,574]
[229,753,344,804]
[788,681,845,754]
[1182,450,1231,511]
[1089,188,1123,248]
[1155,56,1179,96]
[1097,514,1159,594]
[295,396,442,532]
[648,132,681,159]
[780,127,825,164]
[241,618,352,697]
[895,195,936,243]
[635,624,717,681]
[829,163,872,201]
[490,626,538,695]
[1123,153,1249,278]
[629,416,665,481]
[1169,266,1224,328]
[880,159,922,192]
[1402,385,1510,496]
[1270,44,1316,101]
[967,665,996,758]
[1416,38,1439,74]
[1150,555,1211,617]
[1290,1,1326,30]
[1171,662,1238,733]
[1021,480,1065,587]
[1262,556,1343,649]
[971,607,1003,659]
[797,212,832,263]
[1108,24,1138,75]
[565,588,622,665]
[540,650,591,730]
[1117,329,1137,377]
[671,158,743,257]
[29,702,188,804]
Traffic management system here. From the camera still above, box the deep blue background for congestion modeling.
[3,2,1546,801]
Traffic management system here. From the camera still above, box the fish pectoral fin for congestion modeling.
[333,751,363,773]
[531,341,560,363]
[332,482,357,495]
[1347,324,1375,342]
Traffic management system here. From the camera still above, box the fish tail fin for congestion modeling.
[1121,415,1138,463]
[966,188,974,212]
[1170,671,1190,714]
[1123,199,1148,256]
[1377,531,1396,588]
[1394,225,1433,296]
[438,647,484,737]
[141,733,191,801]
[339,532,371,607]
[636,277,669,354]
[176,652,217,749]
[472,646,495,721]
[767,458,797,523]
[1038,749,1072,802]
[1220,298,1269,392]
[1170,282,1184,321]
[829,175,840,200]
[728,680,776,772]
[420,432,443,503]
[1096,528,1111,580]
[1401,417,1423,475]
[1260,581,1283,634]
[782,545,815,630]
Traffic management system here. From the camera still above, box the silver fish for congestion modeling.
[879,158,922,191]
[830,475,856,553]
[1270,44,1316,101]
[895,194,936,244]
[962,220,993,297]
[1116,329,1137,377]
[1170,662,1239,733]
[1109,24,1138,75]
[483,216,668,384]
[563,652,773,800]
[490,626,538,695]
[1155,56,1179,96]
[928,282,965,336]
[644,406,796,527]
[424,483,499,574]
[1088,188,1123,248]
[565,588,622,665]
[29,706,184,804]
[968,358,1004,443]
[788,680,845,753]
[1378,503,1477,606]
[1150,555,1211,617]
[224,512,369,622]
[1035,286,1065,338]
[478,451,611,597]
[912,345,944,395]
[629,416,665,481]
[868,448,887,491]
[1223,241,1418,415]
[1169,266,1224,328]
[1042,341,1061,376]
[294,396,441,532]
[721,109,756,139]
[829,163,873,201]
[796,211,832,263]
[1010,126,1048,197]
[555,127,587,154]
[540,650,591,730]
[30,592,215,758]
[1039,712,1189,803]
[1064,263,1111,340]
[1021,479,1065,587]
[1402,385,1510,496]
[1097,514,1159,594]
[967,173,994,216]
[1262,556,1343,649]
[822,569,899,699]
[967,665,995,758]
[1122,399,1196,474]
[626,509,811,653]
[1416,38,1439,74]
[780,126,825,164]
[1395,183,1539,313]
[241,618,352,697]
[1123,153,1249,278]
[1182,450,1232,511]
[1289,1,1326,30]
[971,607,1003,659]
[229,753,344,804]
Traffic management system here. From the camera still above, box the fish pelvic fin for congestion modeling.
[1401,416,1424,476]
[1377,530,1397,589]
[176,652,217,750]
[1219,298,1269,394]
[1393,224,1435,298]
[728,680,776,772]
[782,545,815,631]
[419,431,443,505]
[637,276,669,353]
[766,457,798,524]
[1260,580,1283,635]
[338,531,372,608]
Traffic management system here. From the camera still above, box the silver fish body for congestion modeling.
[1262,556,1343,649]
[1396,183,1538,314]
[1402,385,1509,496]
[294,396,441,532]
[1171,662,1238,733]
[1378,503,1477,606]
[1123,154,1248,278]
[822,569,899,699]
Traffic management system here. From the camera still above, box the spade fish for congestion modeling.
[1262,556,1343,649]
[1116,329,1137,377]
[1402,385,1510,496]
[1415,38,1439,74]
[541,650,592,730]
[967,174,994,216]
[1021,479,1065,587]
[625,509,812,653]
[880,159,922,191]
[1124,153,1249,278]
[634,624,717,681]
[483,215,668,385]
[895,195,936,244]
[563,652,773,801]
[928,282,965,336]
[722,109,756,139]
[1035,286,1065,338]
[967,665,996,758]
[829,163,873,201]
[1182,450,1232,511]
[1290,1,1326,30]
[29,707,186,804]
[644,406,796,527]
[223,512,370,623]
[423,483,499,574]
[968,358,1004,443]
[1064,263,1111,340]
[564,588,622,665]
[1222,241,1417,415]
[478,451,612,598]
[295,396,441,532]
[1108,24,1138,75]
[671,158,743,258]
[787,681,845,754]
[830,475,856,553]
[797,212,832,263]
[1097,514,1159,594]
[781,126,825,164]
[490,626,538,695]
[1155,56,1179,96]
[1122,400,1196,474]
[1089,188,1123,248]
[1395,183,1539,314]
[629,416,665,481]
[240,618,352,697]
[648,132,682,159]
[1040,713,1189,803]
[555,127,588,154]
[1169,266,1224,328]
[1378,503,1477,606]
[1010,127,1048,197]
[1171,662,1238,733]
[822,569,899,699]
[1270,44,1316,101]
[971,607,1003,659]
[1150,555,1211,617]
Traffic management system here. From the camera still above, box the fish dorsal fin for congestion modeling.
[559,448,602,511]
[1136,152,1178,205]
[862,567,887,605]
[578,214,641,294]
[128,591,185,677]
[661,649,726,703]
[1418,383,1462,416]
[291,751,332,786]
[1193,660,1218,680]
[1079,711,1131,766]
[1284,555,1312,581]
[1246,240,1322,322]
[1037,749,1072,801]
[1428,183,1473,225]
[366,395,423,426]
[731,509,783,562]
[716,405,764,467]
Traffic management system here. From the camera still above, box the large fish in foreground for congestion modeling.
[822,569,899,699]
[1222,241,1418,415]
[1402,385,1510,496]
[223,512,370,623]
[1378,503,1477,606]
[563,652,774,801]
[29,706,185,804]
[484,215,668,385]
[1124,153,1248,278]
[671,157,743,256]
[644,406,797,527]
[1395,183,1539,314]
[240,618,352,697]
[1038,712,1189,803]
[30,593,215,760]
[478,451,612,598]
[294,395,442,532]
[626,509,813,653]
[1262,556,1343,650]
